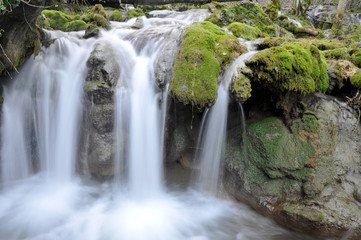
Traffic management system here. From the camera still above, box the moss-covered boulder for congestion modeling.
[128,8,145,19]
[327,60,359,92]
[351,69,361,88]
[206,1,272,31]
[169,21,246,108]
[231,72,252,103]
[227,22,265,40]
[66,20,87,31]
[246,42,328,95]
[224,93,361,238]
[257,37,285,49]
[40,10,71,31]
[110,9,123,21]
[351,49,361,68]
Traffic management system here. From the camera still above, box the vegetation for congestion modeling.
[246,42,328,95]
[169,21,246,108]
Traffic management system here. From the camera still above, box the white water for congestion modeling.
[0,10,317,240]
[1,32,92,185]
[194,42,258,195]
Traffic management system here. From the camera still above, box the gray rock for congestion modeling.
[224,93,361,239]
[79,41,121,177]
[125,25,182,88]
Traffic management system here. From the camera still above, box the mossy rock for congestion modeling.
[243,116,319,197]
[328,60,359,89]
[84,23,100,39]
[246,42,328,95]
[206,1,272,32]
[298,38,347,50]
[351,69,361,88]
[265,3,278,21]
[93,14,110,28]
[282,205,324,223]
[323,47,352,61]
[128,8,145,19]
[41,10,70,31]
[231,73,252,103]
[110,10,123,21]
[258,37,285,49]
[66,20,87,31]
[351,49,361,68]
[227,22,265,40]
[169,21,246,109]
[91,4,107,19]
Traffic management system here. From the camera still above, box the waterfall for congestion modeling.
[193,42,258,195]
[0,10,314,240]
[1,33,93,186]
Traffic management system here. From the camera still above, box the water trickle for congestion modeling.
[193,41,258,195]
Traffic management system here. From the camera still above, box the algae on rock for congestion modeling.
[169,21,246,108]
[246,42,328,95]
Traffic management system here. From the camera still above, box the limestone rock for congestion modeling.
[224,93,361,239]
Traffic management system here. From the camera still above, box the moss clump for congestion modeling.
[110,10,123,21]
[282,205,324,222]
[66,20,87,31]
[323,47,352,61]
[93,14,110,28]
[259,37,285,49]
[206,1,272,31]
[265,3,278,21]
[128,9,145,19]
[245,116,316,195]
[41,10,70,31]
[246,42,328,95]
[91,4,107,19]
[298,38,346,50]
[351,69,361,88]
[350,49,361,68]
[84,23,100,39]
[169,21,246,108]
[227,22,265,40]
[231,73,252,102]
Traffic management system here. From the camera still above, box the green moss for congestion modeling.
[84,81,109,92]
[231,73,252,102]
[93,14,110,29]
[265,3,278,21]
[227,22,265,40]
[169,21,246,108]
[261,37,285,48]
[128,9,145,19]
[298,38,346,50]
[323,47,351,60]
[291,114,320,134]
[206,1,272,31]
[66,20,87,31]
[41,10,70,31]
[91,4,107,19]
[350,49,361,68]
[351,70,361,88]
[283,205,324,222]
[246,42,328,95]
[110,10,122,21]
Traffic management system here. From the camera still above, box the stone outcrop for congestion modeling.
[224,93,361,239]
[80,40,120,177]
[0,0,52,77]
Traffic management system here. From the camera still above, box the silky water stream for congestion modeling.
[0,10,319,240]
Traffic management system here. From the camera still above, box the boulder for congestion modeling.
[80,41,120,177]
[224,93,361,239]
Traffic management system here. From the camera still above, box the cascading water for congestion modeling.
[193,41,258,195]
[1,32,92,185]
[0,10,318,240]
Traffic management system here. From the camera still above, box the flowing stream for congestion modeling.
[0,10,319,240]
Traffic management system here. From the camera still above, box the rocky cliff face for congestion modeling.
[224,93,361,239]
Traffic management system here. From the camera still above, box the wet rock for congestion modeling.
[307,5,336,29]
[124,25,182,88]
[327,60,359,93]
[79,41,120,177]
[84,24,100,39]
[224,93,361,239]
[131,17,144,29]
